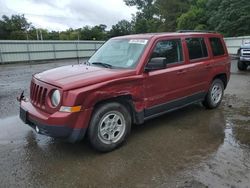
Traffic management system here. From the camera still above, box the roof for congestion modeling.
[113,32,222,40]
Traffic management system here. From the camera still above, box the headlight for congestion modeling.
[51,90,61,107]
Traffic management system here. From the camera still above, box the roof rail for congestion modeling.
[177,30,217,33]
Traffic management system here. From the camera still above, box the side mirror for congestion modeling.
[145,57,167,72]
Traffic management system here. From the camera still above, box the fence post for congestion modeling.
[53,43,56,60]
[94,43,97,51]
[26,42,31,63]
[0,48,3,64]
[75,41,79,64]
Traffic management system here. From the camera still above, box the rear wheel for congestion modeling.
[88,102,131,152]
[203,79,224,109]
[238,61,248,71]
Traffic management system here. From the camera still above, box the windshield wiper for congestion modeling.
[91,62,113,69]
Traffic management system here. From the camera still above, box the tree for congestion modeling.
[131,13,161,33]
[156,0,191,32]
[47,31,60,40]
[124,0,161,33]
[59,31,70,40]
[208,0,250,36]
[91,24,108,40]
[109,20,133,37]
[176,0,250,36]
[79,25,107,40]
[177,0,208,30]
[0,14,31,40]
[124,0,156,20]
[2,1,250,41]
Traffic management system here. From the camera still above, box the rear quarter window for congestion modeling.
[186,38,208,60]
[209,37,225,56]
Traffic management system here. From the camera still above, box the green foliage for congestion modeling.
[0,14,31,40]
[208,0,250,36]
[109,20,133,37]
[177,0,208,30]
[47,31,60,40]
[124,0,160,33]
[0,15,108,40]
[124,0,250,36]
[79,25,108,40]
[177,0,250,36]
[124,0,156,20]
[1,1,250,40]
[156,0,191,32]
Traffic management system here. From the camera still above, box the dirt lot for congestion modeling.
[0,59,250,188]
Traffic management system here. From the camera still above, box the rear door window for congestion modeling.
[209,37,225,56]
[186,38,208,60]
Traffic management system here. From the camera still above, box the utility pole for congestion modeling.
[36,29,39,40]
[40,30,43,40]
[26,31,29,40]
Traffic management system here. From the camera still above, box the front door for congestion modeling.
[143,38,190,117]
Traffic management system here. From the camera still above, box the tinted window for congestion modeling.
[151,39,183,64]
[186,38,208,60]
[209,37,225,56]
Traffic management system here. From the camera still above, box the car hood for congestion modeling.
[34,64,135,90]
[240,45,250,49]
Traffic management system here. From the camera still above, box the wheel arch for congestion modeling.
[92,95,144,125]
[212,73,228,89]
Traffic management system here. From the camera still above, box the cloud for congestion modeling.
[0,0,137,31]
[0,0,17,16]
[67,0,136,27]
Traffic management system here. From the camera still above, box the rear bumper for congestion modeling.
[20,99,92,142]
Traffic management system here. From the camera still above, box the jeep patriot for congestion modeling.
[19,32,231,152]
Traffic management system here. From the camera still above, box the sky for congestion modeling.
[0,0,137,31]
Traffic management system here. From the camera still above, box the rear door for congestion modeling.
[184,37,211,96]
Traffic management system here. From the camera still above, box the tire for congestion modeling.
[88,102,131,152]
[203,79,224,109]
[238,61,247,71]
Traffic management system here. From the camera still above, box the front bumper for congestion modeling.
[20,99,92,143]
[240,56,250,63]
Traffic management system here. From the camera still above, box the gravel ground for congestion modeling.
[0,59,250,188]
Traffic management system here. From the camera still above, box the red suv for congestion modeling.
[19,32,231,152]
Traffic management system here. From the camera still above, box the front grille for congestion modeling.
[241,49,250,57]
[30,82,48,108]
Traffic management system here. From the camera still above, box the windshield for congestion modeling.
[88,39,148,69]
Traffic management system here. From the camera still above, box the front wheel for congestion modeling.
[88,102,131,152]
[203,79,224,109]
[238,61,248,71]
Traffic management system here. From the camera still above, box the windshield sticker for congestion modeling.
[129,39,148,45]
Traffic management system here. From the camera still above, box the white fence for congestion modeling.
[0,36,249,64]
[0,40,104,64]
[224,36,250,55]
